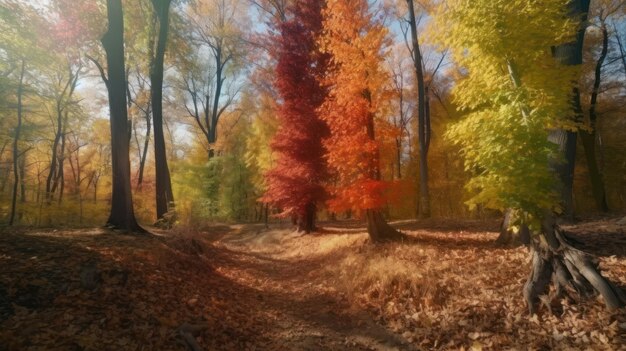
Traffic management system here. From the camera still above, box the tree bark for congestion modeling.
[579,20,609,212]
[151,0,175,221]
[19,150,27,203]
[496,209,530,247]
[395,137,402,179]
[366,209,404,243]
[45,102,63,202]
[101,0,142,232]
[406,0,430,219]
[137,107,151,189]
[579,130,608,211]
[362,92,402,242]
[549,0,590,220]
[53,111,69,204]
[523,215,625,314]
[45,66,79,202]
[297,202,316,233]
[209,46,223,154]
[9,60,25,226]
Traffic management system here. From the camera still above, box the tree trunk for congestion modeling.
[151,0,174,221]
[54,113,68,204]
[366,209,403,243]
[93,176,98,204]
[101,0,142,232]
[549,0,590,220]
[496,209,530,247]
[0,141,8,165]
[297,202,316,233]
[45,66,79,202]
[19,151,26,203]
[524,214,625,314]
[406,0,430,219]
[363,95,402,242]
[45,103,63,202]
[579,21,609,212]
[9,60,25,226]
[395,137,402,179]
[137,107,151,189]
[579,130,608,211]
[208,45,226,159]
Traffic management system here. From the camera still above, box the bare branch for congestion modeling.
[85,54,109,87]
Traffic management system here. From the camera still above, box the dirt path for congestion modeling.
[0,225,415,351]
[208,224,414,351]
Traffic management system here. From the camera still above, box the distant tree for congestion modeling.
[43,62,81,204]
[123,0,158,190]
[128,66,153,189]
[150,0,175,222]
[405,0,430,218]
[263,0,329,233]
[9,61,25,226]
[177,0,247,159]
[387,51,413,181]
[0,1,50,225]
[245,93,278,224]
[435,0,625,312]
[320,0,403,242]
[577,0,623,212]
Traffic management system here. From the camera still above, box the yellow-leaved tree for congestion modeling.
[245,92,278,224]
[432,0,625,312]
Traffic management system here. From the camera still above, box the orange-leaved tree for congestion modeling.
[319,0,403,242]
[263,0,329,233]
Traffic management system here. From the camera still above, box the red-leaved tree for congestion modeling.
[263,0,329,233]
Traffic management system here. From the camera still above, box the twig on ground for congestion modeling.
[178,323,209,351]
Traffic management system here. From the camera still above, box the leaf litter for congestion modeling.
[0,218,624,350]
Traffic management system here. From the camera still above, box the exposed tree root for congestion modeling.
[524,219,626,314]
[105,222,149,235]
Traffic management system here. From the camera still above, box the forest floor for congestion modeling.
[0,218,625,351]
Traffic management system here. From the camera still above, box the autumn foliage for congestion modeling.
[263,0,329,232]
[319,0,397,214]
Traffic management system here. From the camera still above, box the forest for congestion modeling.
[0,0,625,350]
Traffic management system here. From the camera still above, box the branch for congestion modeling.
[427,50,448,89]
[612,21,626,78]
[85,54,109,87]
[177,323,208,351]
